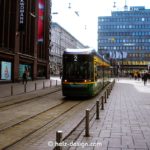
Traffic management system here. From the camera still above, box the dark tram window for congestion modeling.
[63,54,94,81]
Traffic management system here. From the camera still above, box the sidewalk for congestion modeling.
[0,76,61,98]
[70,78,150,150]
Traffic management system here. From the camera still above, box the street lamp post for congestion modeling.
[59,30,63,74]
[121,51,123,76]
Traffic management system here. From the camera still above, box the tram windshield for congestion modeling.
[63,54,93,81]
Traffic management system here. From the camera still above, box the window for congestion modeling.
[142,18,145,21]
[63,55,93,81]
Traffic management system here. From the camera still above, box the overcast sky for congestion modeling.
[52,0,150,49]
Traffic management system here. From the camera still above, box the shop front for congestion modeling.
[19,63,32,80]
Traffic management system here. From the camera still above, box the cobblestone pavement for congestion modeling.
[69,78,150,150]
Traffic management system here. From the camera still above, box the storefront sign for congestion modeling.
[19,0,26,31]
[38,0,44,42]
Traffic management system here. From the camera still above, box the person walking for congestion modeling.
[60,70,63,79]
[143,72,148,86]
[22,71,27,84]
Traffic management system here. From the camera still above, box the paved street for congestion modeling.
[70,78,150,150]
[1,78,150,150]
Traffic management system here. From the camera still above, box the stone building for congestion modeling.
[0,0,51,82]
[50,22,87,75]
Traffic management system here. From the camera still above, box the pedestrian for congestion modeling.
[134,72,137,80]
[143,73,148,86]
[60,70,62,79]
[22,71,27,84]
[137,72,141,81]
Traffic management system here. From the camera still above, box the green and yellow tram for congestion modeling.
[62,48,110,97]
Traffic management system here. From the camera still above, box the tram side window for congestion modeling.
[97,66,103,78]
[95,65,103,80]
[94,65,98,80]
[105,68,110,78]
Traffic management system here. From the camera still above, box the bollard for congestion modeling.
[56,130,63,150]
[110,85,112,91]
[11,85,13,96]
[101,96,104,110]
[108,87,110,95]
[43,81,45,89]
[85,109,90,137]
[107,88,109,98]
[105,91,107,103]
[96,100,100,120]
[109,85,111,91]
[35,82,37,91]
[50,80,51,87]
[56,80,57,86]
[24,84,26,93]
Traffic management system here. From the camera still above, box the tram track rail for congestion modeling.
[0,89,63,131]
[0,93,101,150]
[0,83,101,149]
[0,100,84,150]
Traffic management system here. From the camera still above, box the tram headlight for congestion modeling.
[64,80,67,82]
[84,80,87,82]
[84,80,91,82]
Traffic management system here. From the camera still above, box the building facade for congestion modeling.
[98,6,150,75]
[50,22,86,75]
[0,0,51,82]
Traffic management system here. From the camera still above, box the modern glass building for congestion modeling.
[98,6,150,75]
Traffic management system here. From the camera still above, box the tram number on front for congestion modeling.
[74,55,78,61]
